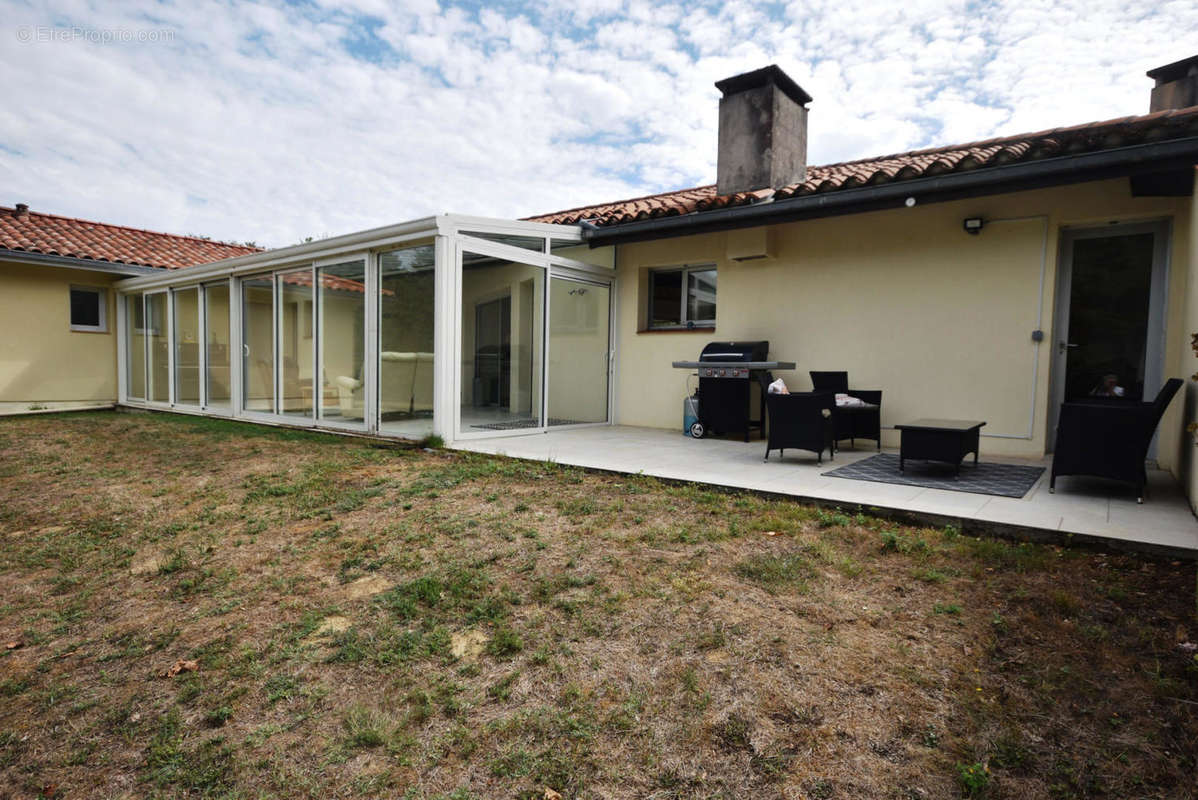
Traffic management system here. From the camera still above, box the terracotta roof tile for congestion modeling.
[528,105,1198,226]
[0,206,261,269]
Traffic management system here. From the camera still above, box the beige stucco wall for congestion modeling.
[0,261,121,409]
[1183,175,1198,512]
[613,179,1192,478]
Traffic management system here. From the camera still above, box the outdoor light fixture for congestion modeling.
[963,217,984,235]
[904,196,917,207]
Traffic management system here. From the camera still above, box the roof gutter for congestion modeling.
[0,249,162,276]
[586,137,1198,245]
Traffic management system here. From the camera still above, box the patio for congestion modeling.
[455,425,1198,558]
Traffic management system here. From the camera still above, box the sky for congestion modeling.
[0,0,1195,247]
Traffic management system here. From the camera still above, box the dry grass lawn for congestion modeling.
[0,411,1196,799]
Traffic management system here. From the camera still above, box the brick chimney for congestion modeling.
[715,65,812,196]
[1147,55,1198,112]
[14,203,29,218]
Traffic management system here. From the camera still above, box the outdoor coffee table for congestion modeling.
[894,419,986,476]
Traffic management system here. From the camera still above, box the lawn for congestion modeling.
[0,411,1195,800]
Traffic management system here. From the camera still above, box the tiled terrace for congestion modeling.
[455,425,1198,558]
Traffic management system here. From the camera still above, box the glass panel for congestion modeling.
[1065,233,1155,402]
[650,269,682,327]
[461,251,543,432]
[126,294,145,400]
[278,269,314,419]
[146,293,169,403]
[687,268,717,324]
[242,275,275,413]
[550,240,615,269]
[461,231,545,253]
[318,260,366,425]
[548,278,609,425]
[70,289,101,327]
[204,283,231,408]
[379,245,435,438]
[172,288,200,406]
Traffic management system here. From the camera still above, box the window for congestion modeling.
[648,266,716,329]
[69,287,107,332]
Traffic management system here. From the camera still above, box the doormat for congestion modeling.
[822,453,1045,498]
[471,418,584,431]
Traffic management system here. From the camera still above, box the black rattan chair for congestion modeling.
[809,371,882,451]
[1049,378,1182,503]
[764,391,835,463]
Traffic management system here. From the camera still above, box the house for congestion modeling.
[0,206,258,414]
[3,57,1198,512]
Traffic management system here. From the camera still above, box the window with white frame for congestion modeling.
[647,265,716,329]
[69,286,107,332]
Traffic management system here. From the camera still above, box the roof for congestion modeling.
[0,205,261,270]
[528,105,1198,227]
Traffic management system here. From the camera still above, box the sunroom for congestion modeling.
[114,215,615,443]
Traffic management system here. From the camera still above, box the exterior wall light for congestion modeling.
[963,217,984,235]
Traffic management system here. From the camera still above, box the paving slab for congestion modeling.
[454,425,1198,558]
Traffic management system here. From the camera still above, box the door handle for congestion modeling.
[1058,341,1079,354]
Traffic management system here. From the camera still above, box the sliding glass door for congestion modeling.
[242,275,275,414]
[126,294,146,400]
[172,287,201,406]
[459,250,544,433]
[278,269,314,419]
[548,277,610,425]
[146,292,170,404]
[318,260,367,426]
[379,245,435,438]
[204,282,231,409]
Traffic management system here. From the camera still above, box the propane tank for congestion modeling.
[683,392,703,438]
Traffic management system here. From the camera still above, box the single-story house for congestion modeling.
[3,57,1198,509]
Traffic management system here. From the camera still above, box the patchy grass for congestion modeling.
[0,410,1195,799]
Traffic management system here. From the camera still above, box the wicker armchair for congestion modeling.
[1049,378,1182,503]
[764,391,835,463]
[809,371,882,451]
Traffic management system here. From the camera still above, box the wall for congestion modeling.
[613,179,1192,474]
[1184,173,1198,512]
[0,261,121,411]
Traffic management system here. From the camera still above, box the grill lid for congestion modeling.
[699,340,770,363]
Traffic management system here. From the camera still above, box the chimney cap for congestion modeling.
[1146,54,1198,86]
[715,64,812,107]
[14,203,29,216]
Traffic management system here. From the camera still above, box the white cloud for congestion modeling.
[0,0,1193,246]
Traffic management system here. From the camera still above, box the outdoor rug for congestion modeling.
[822,453,1045,498]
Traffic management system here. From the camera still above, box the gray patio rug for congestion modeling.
[822,453,1045,498]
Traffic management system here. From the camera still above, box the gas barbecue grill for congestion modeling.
[673,341,796,441]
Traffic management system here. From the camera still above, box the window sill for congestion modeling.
[637,326,715,334]
[69,326,109,334]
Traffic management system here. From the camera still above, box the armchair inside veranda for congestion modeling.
[1049,378,1183,503]
[763,390,836,464]
[809,371,883,451]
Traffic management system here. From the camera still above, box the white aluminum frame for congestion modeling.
[112,214,613,444]
[451,232,615,442]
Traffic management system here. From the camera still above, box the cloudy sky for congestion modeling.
[0,0,1194,247]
